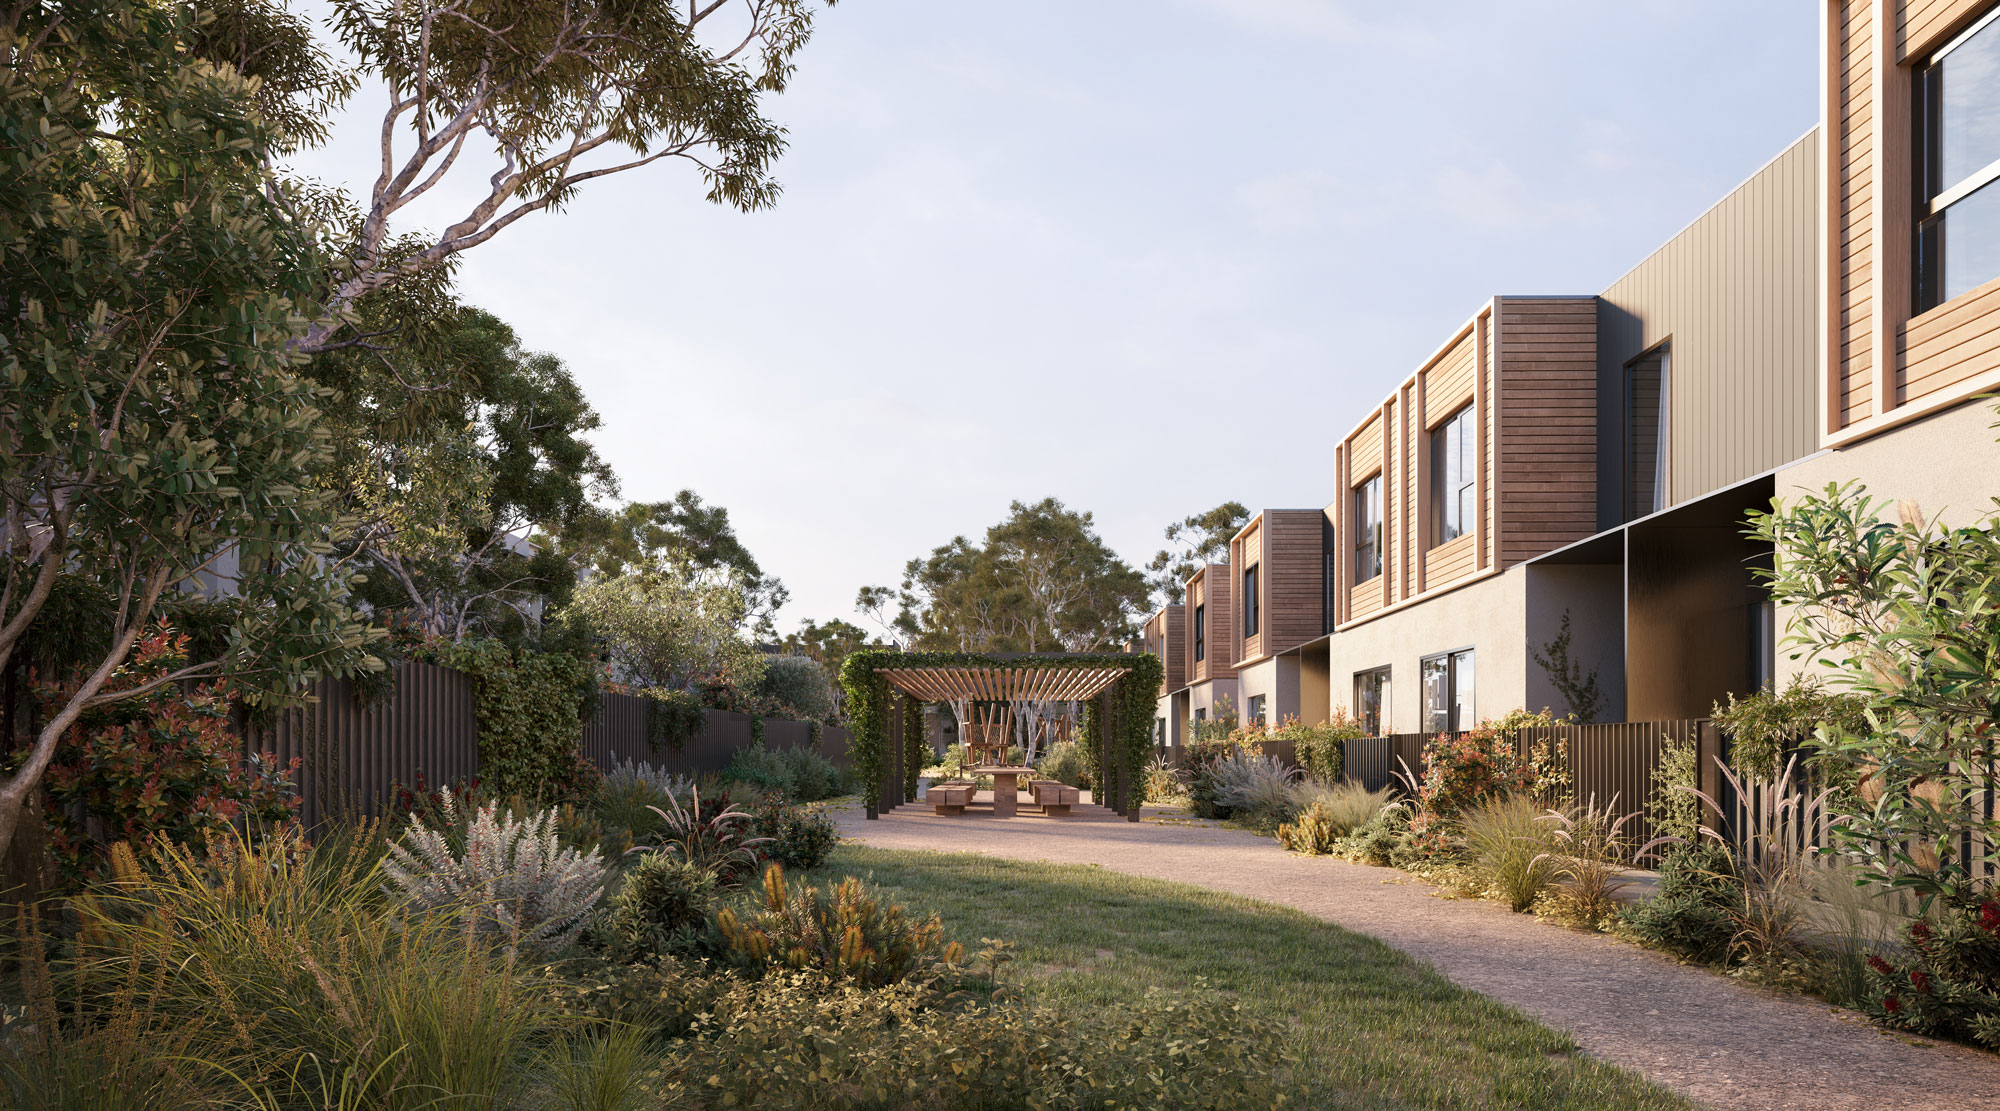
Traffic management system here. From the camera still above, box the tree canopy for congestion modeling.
[1146,501,1249,605]
[881,499,1148,653]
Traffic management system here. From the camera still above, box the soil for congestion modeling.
[831,794,2000,1110]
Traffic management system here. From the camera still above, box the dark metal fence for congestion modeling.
[246,661,849,826]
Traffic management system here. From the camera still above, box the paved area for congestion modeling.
[834,794,2000,1111]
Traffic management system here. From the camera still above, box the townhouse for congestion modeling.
[1150,1,2000,746]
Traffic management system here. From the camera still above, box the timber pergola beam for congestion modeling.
[875,665,1129,705]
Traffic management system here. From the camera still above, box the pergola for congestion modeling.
[839,651,1163,823]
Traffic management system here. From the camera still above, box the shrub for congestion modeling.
[597,851,721,962]
[1864,896,2000,1048]
[1621,842,1741,964]
[1344,803,1412,867]
[1035,741,1092,789]
[542,957,729,1039]
[658,973,1297,1110]
[1205,750,1298,830]
[1461,794,1560,912]
[1712,675,1869,782]
[36,629,301,883]
[604,759,695,798]
[638,785,771,885]
[757,654,837,722]
[1271,710,1364,783]
[751,801,841,871]
[383,790,608,956]
[59,829,557,1111]
[1143,755,1181,802]
[1415,724,1536,825]
[716,865,963,987]
[723,741,793,794]
[779,744,845,801]
[1276,804,1342,855]
[1290,780,1393,834]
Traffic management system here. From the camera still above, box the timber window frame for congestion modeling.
[1353,474,1383,583]
[1420,647,1475,734]
[1916,5,2000,313]
[1193,603,1206,662]
[1242,563,1260,637]
[1354,666,1390,736]
[1247,694,1266,727]
[1429,403,1476,547]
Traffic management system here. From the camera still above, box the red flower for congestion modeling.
[1910,921,1933,941]
[1867,955,1894,975]
[1883,995,1902,1013]
[1911,970,1931,994]
[1980,903,2000,933]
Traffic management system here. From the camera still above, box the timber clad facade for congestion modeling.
[1829,0,2000,441]
[1144,605,1186,696]
[1327,297,1597,632]
[1145,5,1999,745]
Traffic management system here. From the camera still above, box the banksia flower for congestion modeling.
[1868,955,1894,975]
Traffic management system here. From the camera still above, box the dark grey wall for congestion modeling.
[1597,130,1821,531]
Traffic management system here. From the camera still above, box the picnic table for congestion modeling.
[967,764,1036,817]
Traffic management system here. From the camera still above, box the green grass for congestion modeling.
[824,845,1691,1111]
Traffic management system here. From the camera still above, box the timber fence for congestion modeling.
[245,660,848,828]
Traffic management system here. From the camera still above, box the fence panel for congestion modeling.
[246,660,479,828]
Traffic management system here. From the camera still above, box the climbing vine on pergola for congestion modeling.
[837,650,1164,821]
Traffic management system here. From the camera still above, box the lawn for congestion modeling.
[824,845,1690,1111]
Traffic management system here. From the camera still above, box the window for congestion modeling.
[1156,717,1167,746]
[1430,404,1477,546]
[1193,603,1206,662]
[1247,694,1266,727]
[1353,474,1383,582]
[1918,9,2000,312]
[1194,707,1207,722]
[1420,648,1475,734]
[1242,563,1259,637]
[1625,346,1668,521]
[1354,667,1390,735]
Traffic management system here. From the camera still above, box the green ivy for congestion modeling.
[642,688,706,751]
[902,697,925,799]
[839,650,1161,814]
[421,638,598,800]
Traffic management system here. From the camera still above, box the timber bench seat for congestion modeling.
[1030,781,1080,816]
[927,782,975,815]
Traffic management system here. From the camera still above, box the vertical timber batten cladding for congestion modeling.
[1829,0,2000,444]
[1330,297,1597,631]
[1597,131,1821,525]
[1230,510,1334,667]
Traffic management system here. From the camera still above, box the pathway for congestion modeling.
[831,796,2000,1111]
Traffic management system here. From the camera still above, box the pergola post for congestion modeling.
[885,692,904,811]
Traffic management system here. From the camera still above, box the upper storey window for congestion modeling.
[1353,475,1383,583]
[1917,9,2000,312]
[1430,404,1476,546]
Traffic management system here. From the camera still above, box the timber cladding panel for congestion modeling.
[1496,297,1598,564]
[1830,0,2000,445]
[1232,509,1327,664]
[1146,605,1187,693]
[1598,131,1819,517]
[1234,521,1263,663]
[1330,296,1595,632]
[1184,566,1237,683]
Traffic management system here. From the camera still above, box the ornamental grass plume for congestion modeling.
[383,788,607,957]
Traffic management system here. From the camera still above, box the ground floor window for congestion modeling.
[1354,666,1390,735]
[1247,694,1267,727]
[1421,648,1474,733]
[1194,707,1207,722]
[1156,717,1166,745]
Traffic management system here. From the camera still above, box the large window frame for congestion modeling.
[1193,603,1206,662]
[1353,474,1383,583]
[1916,6,2000,313]
[1242,563,1259,637]
[1246,694,1267,727]
[1429,403,1477,547]
[1353,666,1390,736]
[1420,647,1475,734]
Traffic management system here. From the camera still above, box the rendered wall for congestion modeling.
[1322,570,1530,734]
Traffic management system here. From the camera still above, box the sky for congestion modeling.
[292,0,1820,635]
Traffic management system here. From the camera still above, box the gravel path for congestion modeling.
[832,795,2000,1110]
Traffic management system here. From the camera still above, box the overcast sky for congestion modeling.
[295,0,1819,635]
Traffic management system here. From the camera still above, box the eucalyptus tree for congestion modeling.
[0,1,377,862]
[1146,500,1249,605]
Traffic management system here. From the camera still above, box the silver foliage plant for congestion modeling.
[605,759,695,800]
[382,789,607,956]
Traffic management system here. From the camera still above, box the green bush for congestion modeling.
[1344,804,1412,867]
[597,851,722,962]
[752,802,841,872]
[657,973,1298,1110]
[1863,897,2000,1048]
[716,865,963,987]
[1620,842,1741,964]
[1270,711,1363,783]
[1460,794,1558,912]
[541,957,730,1040]
[1276,803,1342,855]
[1036,741,1092,790]
[1290,780,1393,834]
[722,742,846,801]
[757,654,836,722]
